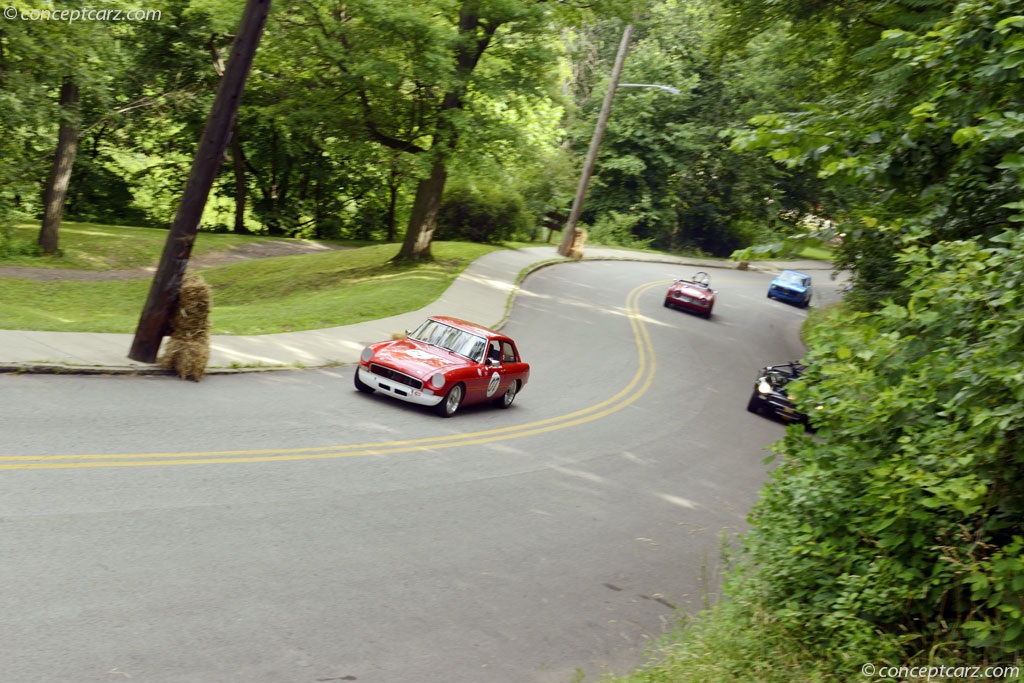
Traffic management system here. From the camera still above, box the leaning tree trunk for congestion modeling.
[39,77,80,255]
[395,157,448,261]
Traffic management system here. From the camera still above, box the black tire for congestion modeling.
[354,368,375,393]
[436,383,464,417]
[663,299,672,309]
[746,392,763,414]
[494,380,518,409]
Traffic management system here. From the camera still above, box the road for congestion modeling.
[0,260,842,683]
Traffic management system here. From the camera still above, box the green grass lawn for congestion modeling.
[797,244,834,260]
[0,223,501,334]
[2,221,285,270]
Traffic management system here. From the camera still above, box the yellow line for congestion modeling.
[1,282,663,470]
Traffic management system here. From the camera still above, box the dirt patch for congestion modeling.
[0,239,352,282]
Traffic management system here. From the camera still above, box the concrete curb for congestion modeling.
[1,249,830,377]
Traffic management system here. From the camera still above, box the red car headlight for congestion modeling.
[429,373,446,389]
[360,347,374,363]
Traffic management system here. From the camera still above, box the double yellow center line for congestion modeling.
[2,282,663,471]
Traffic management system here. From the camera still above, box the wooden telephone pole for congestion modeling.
[128,0,271,363]
[558,24,633,257]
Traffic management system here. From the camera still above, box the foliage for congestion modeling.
[0,234,43,259]
[435,179,530,243]
[565,0,825,257]
[729,0,1024,303]
[4,0,788,259]
[744,229,1024,663]
[584,210,651,250]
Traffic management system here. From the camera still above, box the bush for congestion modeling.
[586,210,652,250]
[0,234,42,259]
[745,228,1024,665]
[435,180,530,243]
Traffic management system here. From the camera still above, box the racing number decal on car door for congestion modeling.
[486,371,501,397]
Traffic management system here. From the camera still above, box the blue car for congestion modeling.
[767,270,812,308]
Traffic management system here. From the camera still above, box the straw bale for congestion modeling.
[160,273,212,381]
[161,338,210,381]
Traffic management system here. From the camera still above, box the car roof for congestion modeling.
[427,315,504,339]
[779,269,810,277]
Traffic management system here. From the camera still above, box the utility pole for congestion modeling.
[128,0,271,363]
[558,24,633,257]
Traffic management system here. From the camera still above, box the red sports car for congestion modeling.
[354,316,530,417]
[664,271,716,318]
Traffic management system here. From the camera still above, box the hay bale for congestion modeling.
[160,273,212,381]
[161,338,210,381]
[567,227,587,261]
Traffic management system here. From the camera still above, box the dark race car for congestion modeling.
[746,361,811,426]
[664,271,716,318]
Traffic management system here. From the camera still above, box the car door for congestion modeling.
[463,339,503,405]
[497,339,528,390]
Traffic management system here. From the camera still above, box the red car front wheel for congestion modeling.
[436,383,464,417]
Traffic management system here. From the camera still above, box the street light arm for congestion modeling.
[617,83,681,95]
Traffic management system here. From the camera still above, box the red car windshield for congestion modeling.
[409,319,488,362]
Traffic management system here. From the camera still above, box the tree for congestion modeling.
[0,11,85,233]
[38,77,80,254]
[727,0,1024,301]
[271,0,634,260]
[560,0,826,256]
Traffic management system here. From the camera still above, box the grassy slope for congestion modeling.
[2,221,282,269]
[0,223,499,334]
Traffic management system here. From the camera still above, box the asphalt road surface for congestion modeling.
[0,260,844,683]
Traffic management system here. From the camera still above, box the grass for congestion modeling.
[201,242,499,334]
[0,222,500,334]
[797,244,834,261]
[2,221,284,270]
[601,600,836,683]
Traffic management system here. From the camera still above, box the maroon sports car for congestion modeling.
[664,271,716,318]
[354,316,530,417]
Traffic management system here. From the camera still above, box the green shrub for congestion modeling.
[586,210,652,250]
[435,180,530,243]
[0,235,42,259]
[746,228,1024,664]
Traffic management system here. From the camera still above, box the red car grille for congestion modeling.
[369,364,424,390]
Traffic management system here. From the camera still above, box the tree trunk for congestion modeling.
[395,158,447,261]
[231,130,249,233]
[385,157,402,242]
[209,32,250,235]
[39,77,80,255]
[390,1,500,262]
[385,181,399,242]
